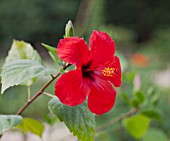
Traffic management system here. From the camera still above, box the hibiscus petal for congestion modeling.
[89,30,116,67]
[55,70,89,106]
[107,56,122,87]
[57,37,89,67]
[99,56,122,87]
[87,78,116,115]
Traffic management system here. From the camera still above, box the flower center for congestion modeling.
[82,62,93,78]
[102,67,119,77]
[81,63,120,79]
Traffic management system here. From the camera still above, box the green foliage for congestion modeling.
[142,128,169,141]
[130,91,145,108]
[3,40,42,87]
[41,43,62,66]
[42,20,75,66]
[122,114,150,139]
[123,72,135,83]
[5,40,41,64]
[48,97,96,141]
[16,118,44,137]
[0,3,169,139]
[141,109,161,121]
[0,115,22,135]
[1,60,57,94]
[150,93,160,107]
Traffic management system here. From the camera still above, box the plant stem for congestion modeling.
[27,85,31,100]
[16,65,70,115]
[43,92,55,98]
[97,108,138,132]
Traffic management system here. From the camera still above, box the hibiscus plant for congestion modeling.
[0,21,161,141]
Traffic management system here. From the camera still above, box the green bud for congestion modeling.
[64,20,74,38]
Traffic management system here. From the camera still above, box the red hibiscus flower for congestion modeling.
[55,30,122,115]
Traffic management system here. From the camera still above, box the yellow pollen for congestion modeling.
[102,67,115,77]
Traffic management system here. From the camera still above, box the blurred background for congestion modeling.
[0,0,170,141]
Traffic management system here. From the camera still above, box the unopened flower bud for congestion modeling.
[64,20,74,38]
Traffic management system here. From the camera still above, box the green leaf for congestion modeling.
[130,91,145,108]
[141,109,161,121]
[16,118,44,137]
[1,60,57,94]
[133,91,145,107]
[134,91,145,103]
[120,93,129,104]
[41,43,62,65]
[122,114,150,139]
[4,40,42,86]
[0,115,22,135]
[48,97,95,141]
[151,93,160,106]
[123,72,135,83]
[130,99,140,108]
[142,128,168,141]
[6,40,41,64]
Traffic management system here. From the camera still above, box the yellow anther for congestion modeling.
[102,67,115,77]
